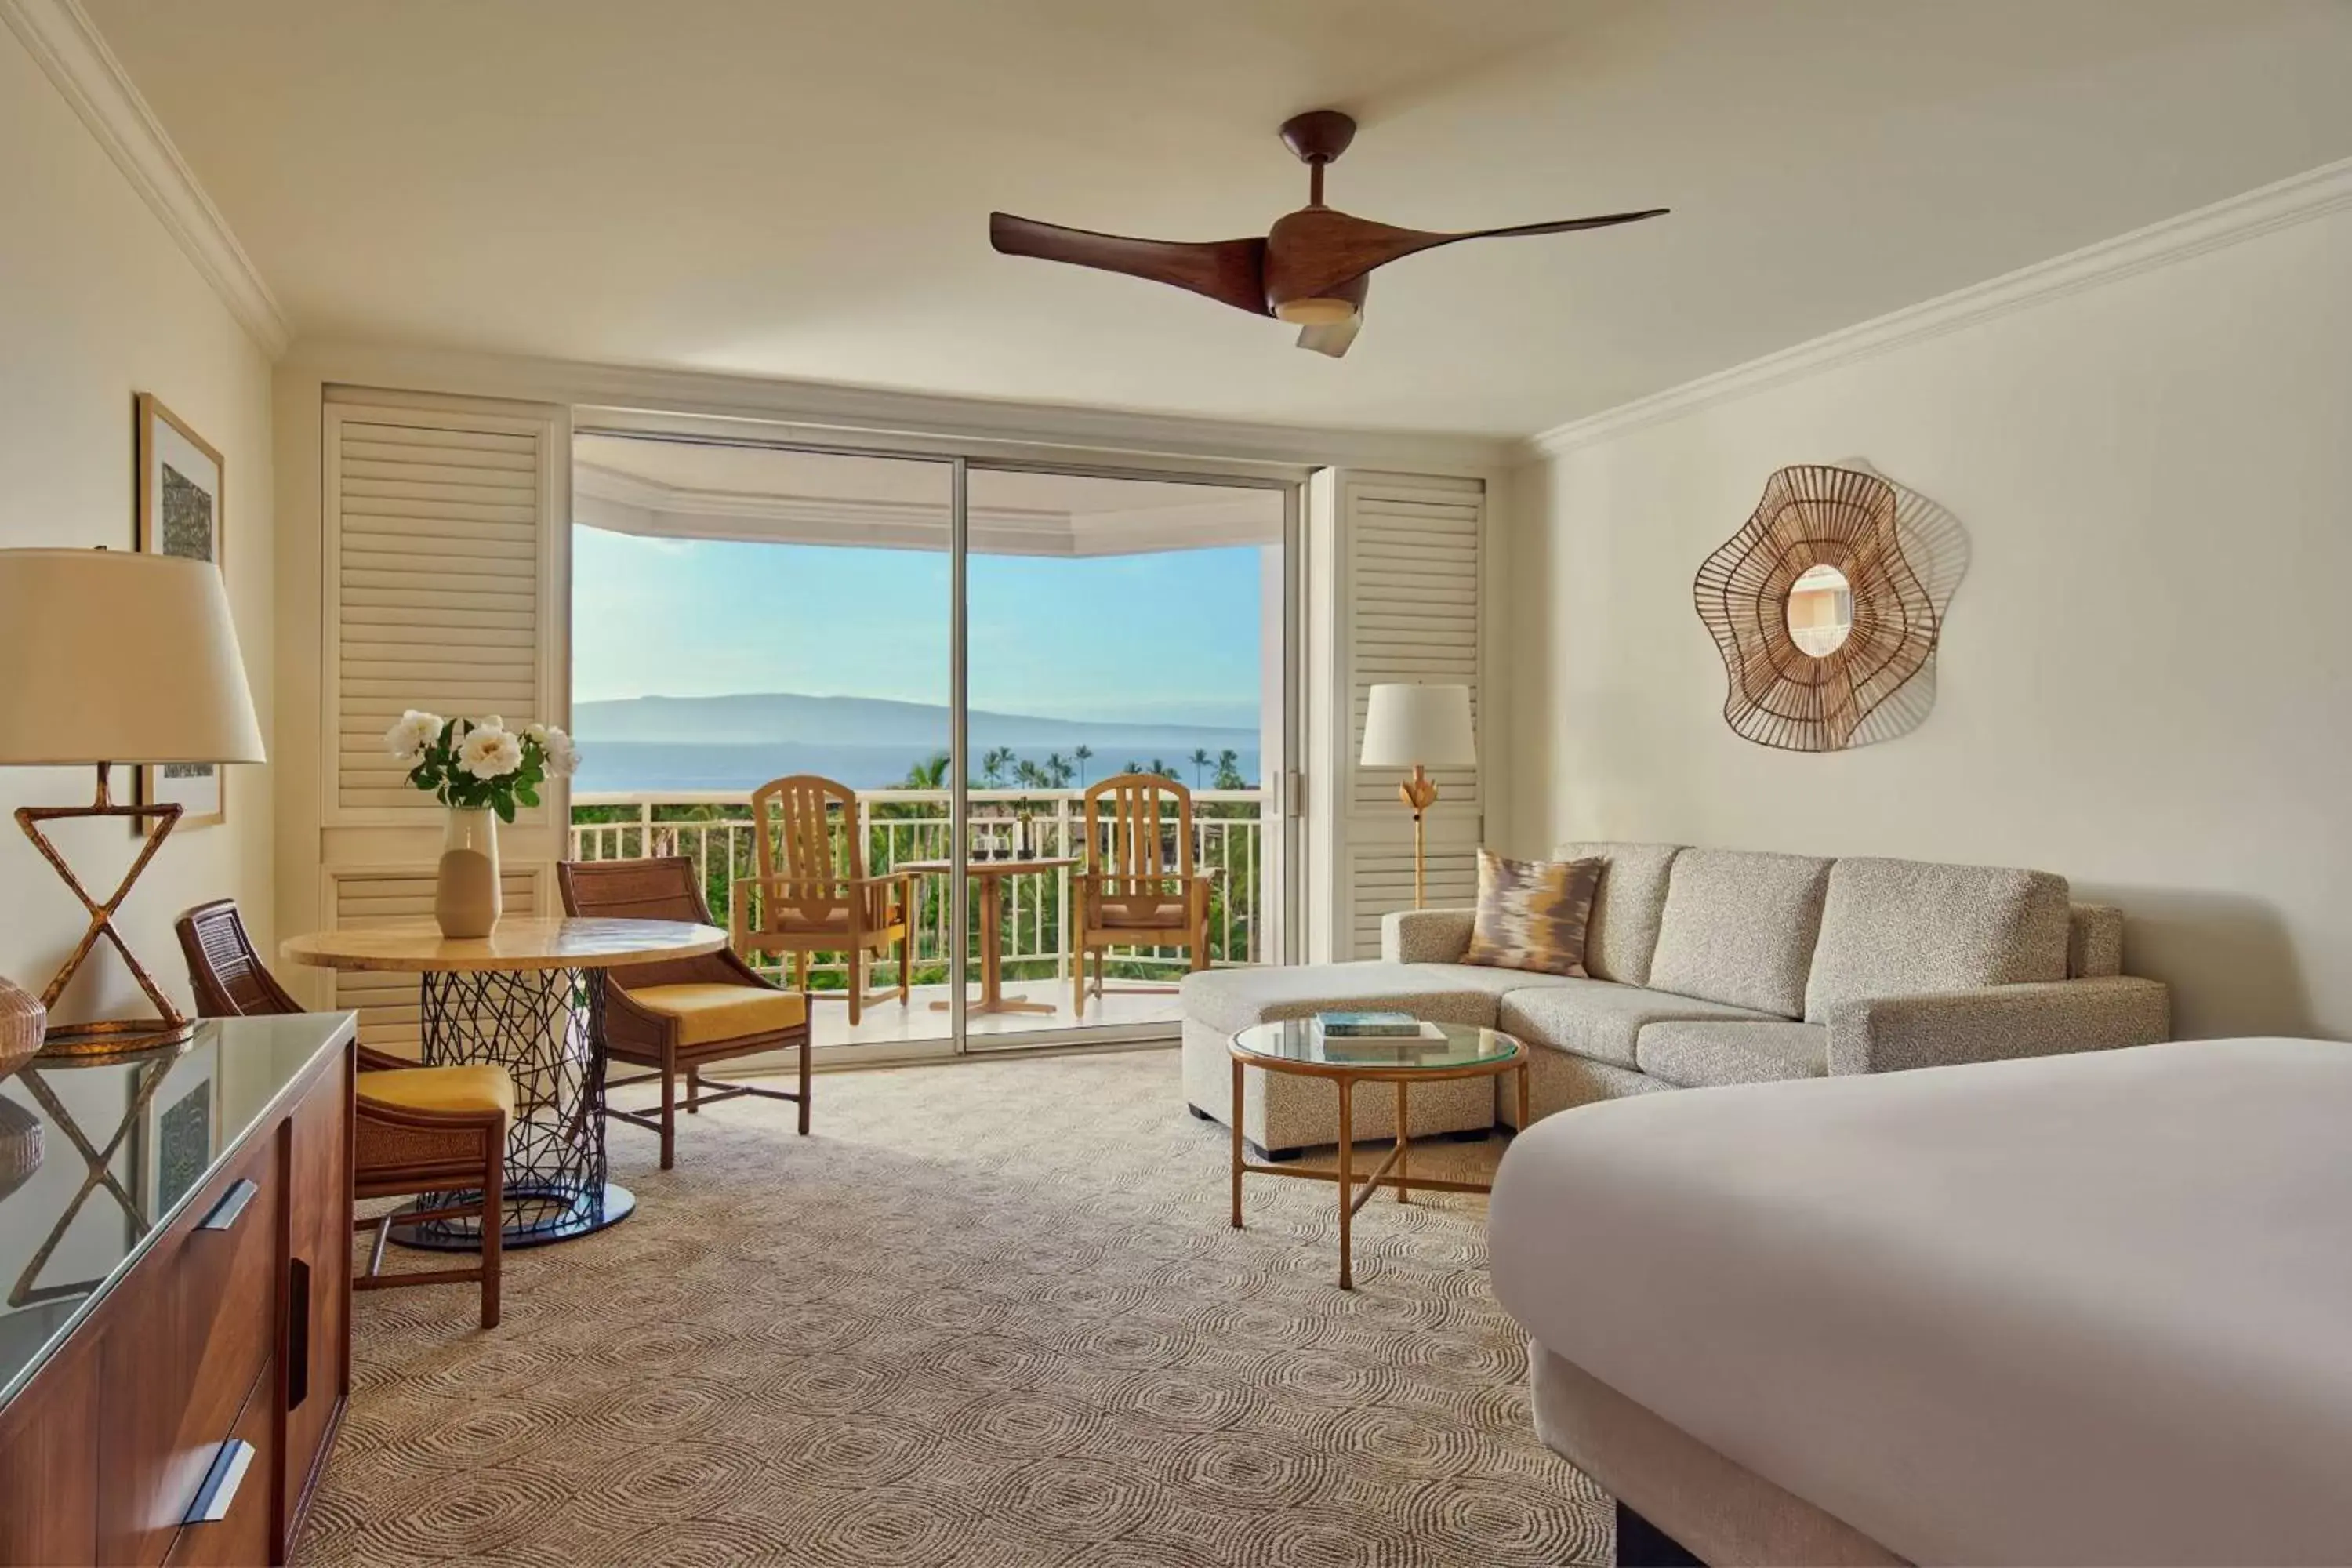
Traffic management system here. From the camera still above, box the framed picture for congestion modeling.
[135,394,227,828]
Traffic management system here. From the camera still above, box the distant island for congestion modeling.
[571,692,1261,793]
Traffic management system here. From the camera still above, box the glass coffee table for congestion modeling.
[1229,1018,1529,1290]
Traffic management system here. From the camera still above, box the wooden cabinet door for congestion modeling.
[281,1043,352,1558]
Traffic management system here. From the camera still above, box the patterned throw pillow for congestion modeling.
[1463,850,1602,976]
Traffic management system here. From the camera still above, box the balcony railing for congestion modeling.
[568,788,1265,990]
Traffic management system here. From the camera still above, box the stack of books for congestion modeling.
[1313,1011,1436,1040]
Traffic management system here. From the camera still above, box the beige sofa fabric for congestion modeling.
[1498,982,1781,1071]
[1380,906,1475,965]
[2068,902,2125,978]
[1822,975,2171,1075]
[1805,858,2070,1018]
[1553,840,1682,985]
[1645,849,1833,1018]
[1503,1049,1667,1129]
[1637,1021,1828,1088]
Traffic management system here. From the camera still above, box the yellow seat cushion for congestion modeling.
[627,982,807,1046]
[359,1064,515,1120]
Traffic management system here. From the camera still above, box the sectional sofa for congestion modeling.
[1180,843,2172,1157]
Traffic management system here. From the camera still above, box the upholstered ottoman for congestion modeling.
[1179,963,1501,1157]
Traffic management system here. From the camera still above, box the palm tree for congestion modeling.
[1044,752,1073,789]
[1189,747,1213,788]
[1215,748,1243,790]
[901,751,950,790]
[1073,745,1094,785]
[981,746,1013,787]
[1014,758,1047,790]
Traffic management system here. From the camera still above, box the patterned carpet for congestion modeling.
[299,1047,1609,1567]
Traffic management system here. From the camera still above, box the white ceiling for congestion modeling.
[82,0,2352,437]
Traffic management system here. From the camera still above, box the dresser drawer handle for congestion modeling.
[183,1438,256,1525]
[198,1178,260,1232]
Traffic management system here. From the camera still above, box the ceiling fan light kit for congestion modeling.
[989,109,1667,358]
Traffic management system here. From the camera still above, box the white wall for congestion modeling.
[1504,198,2352,1040]
[0,27,274,1022]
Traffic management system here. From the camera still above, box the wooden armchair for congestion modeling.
[1072,772,1212,1014]
[730,774,913,1026]
[176,899,510,1329]
[558,856,811,1170]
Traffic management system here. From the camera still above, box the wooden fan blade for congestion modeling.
[1296,310,1362,358]
[989,213,1271,316]
[1266,206,1668,306]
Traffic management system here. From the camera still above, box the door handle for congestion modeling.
[183,1439,256,1524]
[198,1178,260,1232]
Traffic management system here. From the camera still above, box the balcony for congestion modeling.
[568,786,1266,1047]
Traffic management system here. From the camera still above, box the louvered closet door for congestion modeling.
[1331,472,1486,958]
[309,394,571,1015]
[325,401,564,822]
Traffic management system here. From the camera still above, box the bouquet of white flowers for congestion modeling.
[385,710,580,820]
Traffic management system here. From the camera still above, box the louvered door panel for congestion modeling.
[1320,471,1486,959]
[325,405,561,822]
[1345,479,1482,813]
[327,869,546,1057]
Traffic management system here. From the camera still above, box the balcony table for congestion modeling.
[280,916,726,1247]
[896,857,1079,1016]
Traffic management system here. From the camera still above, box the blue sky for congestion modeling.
[572,528,1267,727]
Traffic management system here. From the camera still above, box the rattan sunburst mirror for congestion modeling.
[1694,463,1965,752]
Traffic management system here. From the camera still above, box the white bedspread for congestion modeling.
[1490,1038,2352,1566]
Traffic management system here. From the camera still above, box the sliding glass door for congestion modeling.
[568,431,1294,1057]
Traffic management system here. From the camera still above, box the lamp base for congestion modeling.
[18,764,192,1058]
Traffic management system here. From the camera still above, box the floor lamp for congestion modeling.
[0,549,265,1055]
[1359,683,1475,909]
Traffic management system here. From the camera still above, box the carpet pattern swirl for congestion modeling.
[299,1049,1607,1566]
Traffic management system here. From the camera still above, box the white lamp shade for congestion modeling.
[1359,683,1475,768]
[0,549,264,765]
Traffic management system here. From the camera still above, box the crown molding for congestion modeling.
[3,0,291,357]
[291,338,1516,477]
[1520,156,2352,462]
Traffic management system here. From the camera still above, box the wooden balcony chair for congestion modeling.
[1072,772,1212,1014]
[730,774,913,1027]
[174,898,511,1330]
[557,855,811,1170]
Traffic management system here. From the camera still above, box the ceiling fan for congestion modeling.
[989,109,1668,358]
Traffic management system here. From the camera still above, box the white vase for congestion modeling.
[435,806,501,938]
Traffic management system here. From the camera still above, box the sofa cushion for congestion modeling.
[1498,982,1783,1071]
[1178,961,1572,1036]
[1464,849,1602,976]
[1553,841,1683,985]
[1635,1021,1829,1089]
[1804,858,2071,1020]
[1645,848,1834,1018]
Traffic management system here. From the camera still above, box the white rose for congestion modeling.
[384,709,443,763]
[537,724,581,779]
[456,724,524,780]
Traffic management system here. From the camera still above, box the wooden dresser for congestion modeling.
[0,1014,354,1566]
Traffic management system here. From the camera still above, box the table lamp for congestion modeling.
[1359,682,1475,909]
[0,548,265,1055]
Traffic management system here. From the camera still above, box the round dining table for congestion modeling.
[281,916,727,1248]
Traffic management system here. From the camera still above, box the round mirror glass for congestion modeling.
[1787,564,1853,657]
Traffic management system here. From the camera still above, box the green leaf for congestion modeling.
[495,796,516,824]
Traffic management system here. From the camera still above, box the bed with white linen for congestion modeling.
[1489,1038,2352,1566]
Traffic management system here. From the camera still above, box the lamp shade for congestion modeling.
[0,549,263,765]
[1359,682,1475,768]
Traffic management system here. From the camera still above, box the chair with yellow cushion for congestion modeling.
[175,898,511,1329]
[557,856,811,1171]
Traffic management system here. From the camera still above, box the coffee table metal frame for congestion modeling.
[1228,1022,1529,1290]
